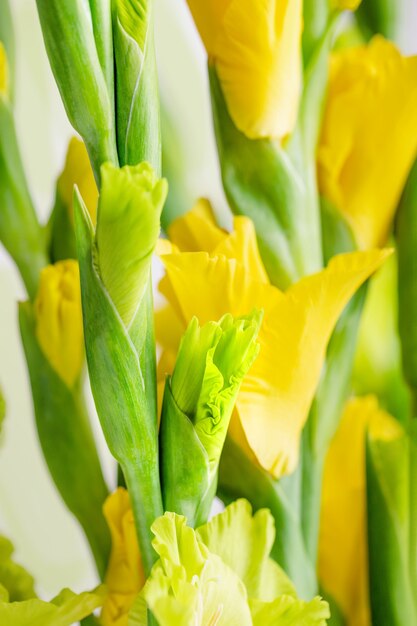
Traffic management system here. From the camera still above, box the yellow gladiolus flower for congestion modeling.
[186,0,302,140]
[0,43,9,98]
[101,489,144,626]
[58,137,98,225]
[318,37,417,249]
[34,260,83,388]
[157,206,391,478]
[319,396,403,626]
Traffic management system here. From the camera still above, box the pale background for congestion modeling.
[0,0,416,598]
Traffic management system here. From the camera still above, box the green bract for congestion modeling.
[0,585,106,626]
[74,161,166,575]
[160,311,261,526]
[132,500,329,625]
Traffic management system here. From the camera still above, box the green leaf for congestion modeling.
[0,536,36,602]
[0,586,106,626]
[142,513,252,626]
[19,301,110,578]
[95,162,167,327]
[366,419,417,625]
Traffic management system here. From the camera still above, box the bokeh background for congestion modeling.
[0,0,417,597]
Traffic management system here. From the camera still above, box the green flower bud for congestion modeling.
[112,0,160,169]
[160,310,262,527]
[95,162,167,327]
[36,0,118,178]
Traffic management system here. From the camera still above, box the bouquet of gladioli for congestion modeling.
[0,0,416,624]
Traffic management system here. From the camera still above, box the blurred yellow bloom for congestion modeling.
[331,0,361,9]
[0,43,8,98]
[58,137,98,225]
[319,396,402,626]
[318,37,417,249]
[157,206,390,478]
[101,489,144,626]
[187,0,302,140]
[34,260,83,388]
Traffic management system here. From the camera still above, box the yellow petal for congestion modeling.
[318,37,417,248]
[319,396,399,626]
[167,205,269,284]
[159,248,391,477]
[167,199,226,253]
[34,260,84,388]
[101,489,144,626]
[0,43,9,98]
[217,0,302,139]
[186,0,232,54]
[58,137,98,225]
[215,217,270,284]
[187,0,302,139]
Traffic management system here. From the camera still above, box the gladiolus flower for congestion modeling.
[157,206,391,478]
[186,0,302,140]
[318,37,417,249]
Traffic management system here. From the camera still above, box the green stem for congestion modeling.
[122,457,163,577]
